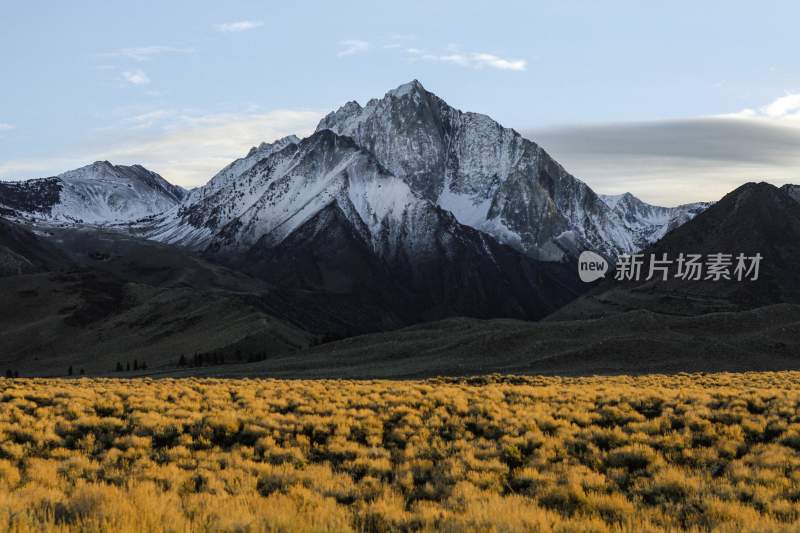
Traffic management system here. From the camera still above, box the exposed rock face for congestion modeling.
[317,80,636,260]
[599,192,709,250]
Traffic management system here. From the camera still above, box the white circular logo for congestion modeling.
[578,251,608,282]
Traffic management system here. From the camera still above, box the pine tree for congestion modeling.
[116,362,123,372]
[178,354,187,367]
[126,362,130,371]
[68,366,73,376]
[79,368,85,376]
[141,361,147,370]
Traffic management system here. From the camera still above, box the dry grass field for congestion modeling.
[2,373,800,532]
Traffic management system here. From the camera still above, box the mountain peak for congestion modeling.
[718,181,799,216]
[235,81,711,262]
[247,134,300,157]
[0,161,184,224]
[316,81,436,137]
[598,191,709,250]
[725,181,781,200]
[386,79,426,98]
[87,160,115,171]
[664,181,800,247]
[313,79,641,259]
[339,100,363,113]
[600,192,638,210]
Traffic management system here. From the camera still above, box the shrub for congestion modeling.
[0,373,797,531]
[605,444,661,473]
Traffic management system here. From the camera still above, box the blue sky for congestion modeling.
[2,0,799,204]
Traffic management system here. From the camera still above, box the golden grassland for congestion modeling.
[3,373,800,532]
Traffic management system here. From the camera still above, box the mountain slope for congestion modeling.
[599,192,709,249]
[551,182,800,319]
[149,129,583,326]
[0,217,69,276]
[0,226,315,376]
[782,184,800,203]
[317,80,637,260]
[164,304,800,378]
[0,161,184,224]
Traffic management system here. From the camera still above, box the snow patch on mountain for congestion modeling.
[599,192,709,249]
[0,161,184,224]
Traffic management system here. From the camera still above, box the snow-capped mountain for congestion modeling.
[316,80,636,260]
[142,79,716,324]
[1,82,707,262]
[599,192,709,250]
[154,131,457,254]
[149,129,581,321]
[0,161,184,224]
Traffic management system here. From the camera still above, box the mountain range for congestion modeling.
[315,80,699,261]
[552,181,800,320]
[1,80,796,377]
[212,181,800,378]
[1,81,707,261]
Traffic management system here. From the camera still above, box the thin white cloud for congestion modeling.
[718,92,800,122]
[405,48,527,71]
[471,53,527,71]
[124,110,173,128]
[439,54,471,67]
[121,69,151,86]
[0,110,324,187]
[0,123,14,131]
[214,20,263,33]
[337,40,370,57]
[716,108,757,119]
[103,46,193,62]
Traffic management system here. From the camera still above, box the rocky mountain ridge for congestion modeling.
[0,161,184,224]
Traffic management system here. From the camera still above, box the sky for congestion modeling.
[1,0,799,205]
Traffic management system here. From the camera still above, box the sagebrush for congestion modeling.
[2,373,800,531]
